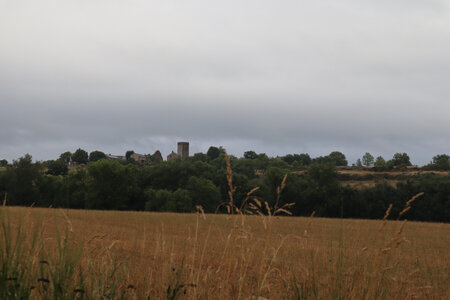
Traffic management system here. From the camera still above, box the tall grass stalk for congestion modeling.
[0,206,125,299]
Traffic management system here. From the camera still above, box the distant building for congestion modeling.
[107,154,125,160]
[167,151,179,161]
[107,142,190,163]
[130,153,149,164]
[177,142,189,160]
[152,150,163,162]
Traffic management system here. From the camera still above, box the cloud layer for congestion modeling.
[1,0,450,164]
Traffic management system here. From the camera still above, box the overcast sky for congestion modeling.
[1,0,449,165]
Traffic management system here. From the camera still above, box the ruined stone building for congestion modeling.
[107,142,189,163]
[152,150,163,162]
[167,142,190,161]
[177,142,189,160]
[167,151,178,161]
[130,153,148,164]
[106,154,125,160]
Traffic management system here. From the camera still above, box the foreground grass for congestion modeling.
[1,205,449,299]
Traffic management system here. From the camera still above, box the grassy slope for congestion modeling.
[335,167,450,189]
[1,206,449,299]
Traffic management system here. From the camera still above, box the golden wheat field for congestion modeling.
[1,205,449,300]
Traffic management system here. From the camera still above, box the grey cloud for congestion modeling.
[1,0,450,164]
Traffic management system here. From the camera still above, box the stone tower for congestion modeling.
[177,142,189,160]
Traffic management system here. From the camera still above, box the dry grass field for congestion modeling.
[1,205,449,299]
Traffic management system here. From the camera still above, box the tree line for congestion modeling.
[0,147,449,222]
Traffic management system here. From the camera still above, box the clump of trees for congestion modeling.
[362,153,374,166]
[354,152,413,171]
[424,154,450,171]
[313,151,348,166]
[374,156,386,169]
[0,148,449,222]
[45,159,68,176]
[89,150,107,162]
[281,153,311,168]
[59,151,72,164]
[71,149,89,165]
[391,152,412,168]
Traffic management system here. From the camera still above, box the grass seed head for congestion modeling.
[383,204,393,221]
[406,192,424,206]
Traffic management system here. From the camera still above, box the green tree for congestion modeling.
[4,154,43,206]
[144,188,192,212]
[291,161,301,169]
[328,151,348,166]
[355,158,362,167]
[307,162,339,188]
[169,189,192,212]
[89,150,107,162]
[61,169,88,208]
[206,146,221,161]
[431,154,450,170]
[243,151,258,160]
[295,154,312,166]
[233,158,257,179]
[267,159,291,170]
[362,152,374,166]
[86,159,138,210]
[257,153,269,160]
[374,156,386,168]
[59,151,72,164]
[282,154,312,166]
[144,189,170,211]
[391,152,412,167]
[190,152,208,162]
[281,154,295,164]
[71,148,88,164]
[125,150,135,160]
[305,162,341,217]
[0,159,8,167]
[36,175,64,207]
[46,159,68,176]
[186,176,221,212]
[264,167,290,205]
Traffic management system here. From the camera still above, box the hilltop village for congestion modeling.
[105,142,190,165]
